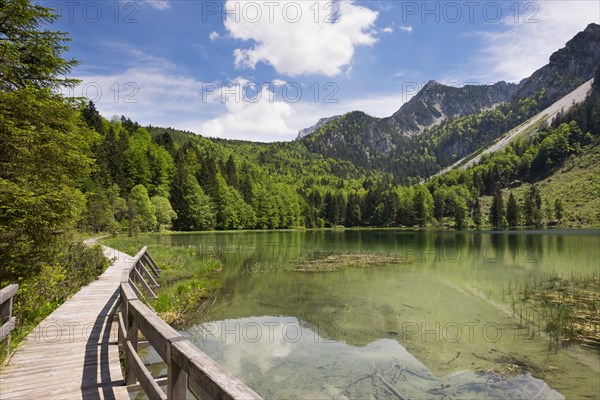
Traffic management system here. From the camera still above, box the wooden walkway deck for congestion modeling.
[0,246,134,400]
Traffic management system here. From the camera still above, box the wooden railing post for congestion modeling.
[117,247,262,400]
[167,340,188,400]
[125,306,139,386]
[0,284,18,361]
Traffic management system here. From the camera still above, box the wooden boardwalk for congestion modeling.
[0,246,134,400]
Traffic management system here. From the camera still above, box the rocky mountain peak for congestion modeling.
[515,23,600,104]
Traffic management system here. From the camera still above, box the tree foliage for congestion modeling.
[0,0,79,91]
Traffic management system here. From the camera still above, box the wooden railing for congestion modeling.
[0,284,18,359]
[118,247,262,400]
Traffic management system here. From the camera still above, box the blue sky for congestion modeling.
[47,0,599,142]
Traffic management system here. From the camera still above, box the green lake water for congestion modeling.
[145,229,600,399]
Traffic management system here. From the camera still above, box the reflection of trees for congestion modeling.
[556,234,564,254]
[525,233,543,265]
[486,232,505,264]
[507,233,519,263]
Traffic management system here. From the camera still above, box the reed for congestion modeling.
[507,273,599,349]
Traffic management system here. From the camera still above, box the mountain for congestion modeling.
[297,80,518,142]
[296,79,519,141]
[299,24,600,181]
[299,81,518,163]
[516,23,600,106]
[388,80,518,135]
[297,115,341,139]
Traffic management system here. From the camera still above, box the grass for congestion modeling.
[477,144,600,227]
[101,233,223,327]
[510,145,600,226]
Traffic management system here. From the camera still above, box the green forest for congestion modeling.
[1,0,599,358]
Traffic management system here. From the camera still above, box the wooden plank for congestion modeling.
[0,316,15,342]
[139,259,160,287]
[143,254,161,277]
[143,251,162,274]
[171,340,262,400]
[128,278,145,300]
[0,284,18,305]
[117,310,127,352]
[134,268,158,299]
[167,341,188,399]
[125,309,139,386]
[126,376,168,392]
[0,248,129,400]
[126,341,167,400]
[1,245,261,400]
[120,282,138,301]
[128,300,179,361]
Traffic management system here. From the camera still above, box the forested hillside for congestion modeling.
[77,66,600,233]
[302,23,600,183]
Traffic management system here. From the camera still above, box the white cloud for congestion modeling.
[70,46,412,142]
[70,50,211,133]
[200,78,294,141]
[399,25,413,33]
[478,1,599,83]
[382,26,394,34]
[209,31,220,41]
[224,0,379,76]
[143,0,170,11]
[72,66,204,120]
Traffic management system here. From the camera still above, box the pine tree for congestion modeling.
[506,192,520,227]
[554,198,564,222]
[489,191,505,227]
[472,197,482,228]
[322,192,338,226]
[198,155,219,199]
[0,0,96,282]
[224,155,238,188]
[0,0,79,91]
[524,185,543,226]
[433,190,445,222]
[239,175,254,204]
[171,174,214,231]
[82,101,105,134]
[100,126,129,193]
[413,187,433,227]
[454,200,467,230]
[345,192,362,227]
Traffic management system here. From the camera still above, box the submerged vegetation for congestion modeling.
[241,250,410,274]
[291,251,410,273]
[506,273,600,349]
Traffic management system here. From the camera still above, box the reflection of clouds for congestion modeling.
[187,316,564,399]
[191,316,300,376]
[222,319,294,376]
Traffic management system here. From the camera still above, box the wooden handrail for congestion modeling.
[118,247,262,400]
[0,284,18,361]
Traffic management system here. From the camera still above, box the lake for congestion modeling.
[146,229,600,399]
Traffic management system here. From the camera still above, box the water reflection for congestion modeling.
[153,229,600,398]
[186,316,564,399]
